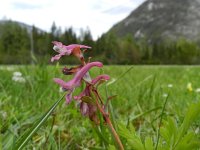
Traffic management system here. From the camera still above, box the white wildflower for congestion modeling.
[12,71,26,83]
[12,76,26,83]
[195,127,199,134]
[167,84,173,88]
[195,88,200,93]
[163,93,168,97]
[13,71,22,77]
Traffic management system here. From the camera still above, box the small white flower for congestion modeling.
[12,71,26,83]
[195,127,199,134]
[13,71,22,77]
[196,88,200,93]
[12,76,26,83]
[167,84,173,88]
[163,93,168,97]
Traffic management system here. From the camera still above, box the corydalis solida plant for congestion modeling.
[51,41,124,150]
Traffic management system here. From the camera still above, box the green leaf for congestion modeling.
[174,102,200,148]
[160,117,177,147]
[14,93,65,150]
[92,123,110,146]
[108,144,116,150]
[129,107,161,122]
[144,137,154,150]
[127,138,145,150]
[175,132,200,150]
[118,123,145,150]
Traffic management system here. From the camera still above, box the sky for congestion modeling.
[0,0,146,40]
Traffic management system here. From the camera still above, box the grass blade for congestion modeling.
[155,94,169,150]
[14,93,65,150]
[106,66,133,86]
[129,106,161,122]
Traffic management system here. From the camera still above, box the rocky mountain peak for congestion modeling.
[110,0,200,42]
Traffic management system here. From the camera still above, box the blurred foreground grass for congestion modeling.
[1,65,200,149]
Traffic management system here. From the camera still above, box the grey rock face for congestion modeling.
[110,0,200,42]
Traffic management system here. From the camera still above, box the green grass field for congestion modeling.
[1,65,200,149]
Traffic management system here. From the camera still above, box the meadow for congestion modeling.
[1,65,200,149]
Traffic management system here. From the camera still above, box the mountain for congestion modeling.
[109,0,200,43]
[0,19,44,34]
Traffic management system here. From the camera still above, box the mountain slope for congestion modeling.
[0,19,44,34]
[110,0,200,42]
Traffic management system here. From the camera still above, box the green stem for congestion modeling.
[93,90,124,150]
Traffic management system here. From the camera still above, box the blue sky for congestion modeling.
[0,0,146,39]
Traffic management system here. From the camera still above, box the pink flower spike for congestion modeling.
[54,62,102,90]
[54,62,103,104]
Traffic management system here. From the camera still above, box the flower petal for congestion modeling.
[66,44,91,51]
[74,85,91,101]
[51,54,62,62]
[51,41,92,62]
[53,78,73,90]
[66,91,73,104]
[80,102,89,116]
[52,41,63,48]
[73,62,103,85]
[83,72,92,83]
[91,74,110,85]
[52,41,72,55]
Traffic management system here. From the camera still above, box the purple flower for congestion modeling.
[51,41,91,62]
[54,62,103,104]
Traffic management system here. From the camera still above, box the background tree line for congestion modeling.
[0,20,200,65]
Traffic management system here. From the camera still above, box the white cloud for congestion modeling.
[0,0,146,40]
